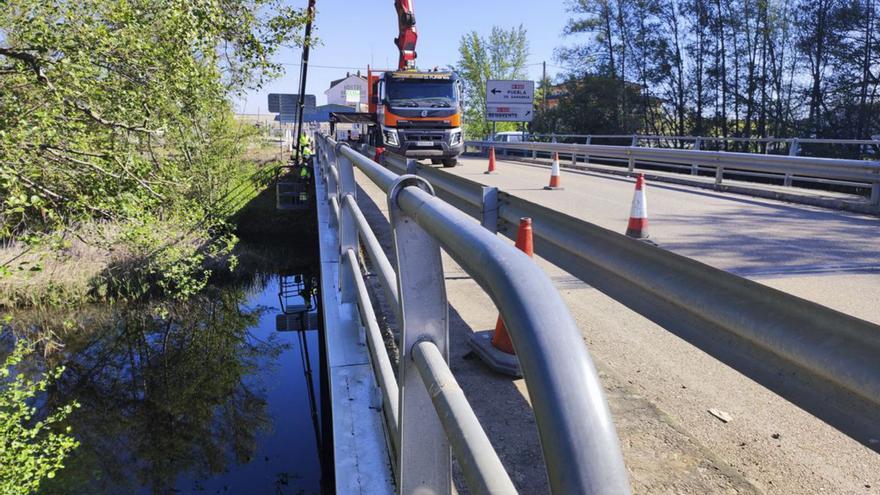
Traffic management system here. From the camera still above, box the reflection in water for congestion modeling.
[9,264,327,494]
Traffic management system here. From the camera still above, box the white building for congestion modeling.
[325,72,368,110]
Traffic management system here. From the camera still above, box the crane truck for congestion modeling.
[366,0,464,167]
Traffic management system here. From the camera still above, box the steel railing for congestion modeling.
[527,133,880,152]
[466,139,880,205]
[374,150,880,450]
[314,134,631,494]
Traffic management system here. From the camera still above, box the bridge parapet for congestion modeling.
[315,133,632,495]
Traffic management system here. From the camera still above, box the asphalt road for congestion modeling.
[451,155,880,285]
[354,156,880,494]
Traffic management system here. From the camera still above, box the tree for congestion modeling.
[553,0,880,151]
[0,0,310,295]
[456,25,530,139]
[531,74,644,134]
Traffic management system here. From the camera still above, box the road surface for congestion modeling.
[354,155,880,494]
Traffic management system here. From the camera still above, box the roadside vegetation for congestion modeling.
[1,0,312,492]
[0,0,310,308]
[1,340,79,495]
[533,0,880,153]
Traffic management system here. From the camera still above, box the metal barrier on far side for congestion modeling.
[466,139,880,205]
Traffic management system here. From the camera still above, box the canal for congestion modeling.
[4,241,331,494]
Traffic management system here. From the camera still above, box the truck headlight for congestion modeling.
[383,128,399,147]
[450,130,462,146]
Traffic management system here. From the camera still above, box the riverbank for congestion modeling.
[0,151,313,310]
[2,236,327,494]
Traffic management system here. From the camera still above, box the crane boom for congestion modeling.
[394,0,418,70]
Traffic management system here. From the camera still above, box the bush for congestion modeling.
[0,340,79,495]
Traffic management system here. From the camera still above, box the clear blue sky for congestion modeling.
[240,0,572,113]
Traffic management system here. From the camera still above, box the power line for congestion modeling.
[279,62,368,70]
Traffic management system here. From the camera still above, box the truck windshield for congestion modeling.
[386,81,457,108]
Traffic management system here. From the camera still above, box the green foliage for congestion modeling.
[0,0,310,299]
[0,339,79,494]
[532,74,644,135]
[554,0,880,145]
[457,25,530,139]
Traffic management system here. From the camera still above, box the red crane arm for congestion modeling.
[394,0,418,70]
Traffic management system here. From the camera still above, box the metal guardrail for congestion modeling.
[467,140,880,204]
[377,151,880,449]
[314,134,632,494]
[528,133,880,149]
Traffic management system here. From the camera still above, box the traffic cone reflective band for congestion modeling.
[484,147,497,174]
[490,217,534,355]
[374,146,385,163]
[626,173,649,239]
[544,152,563,190]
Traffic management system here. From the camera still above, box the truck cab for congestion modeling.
[369,69,464,167]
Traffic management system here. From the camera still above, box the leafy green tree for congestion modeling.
[456,25,530,139]
[1,340,79,494]
[0,0,310,297]
[531,74,643,135]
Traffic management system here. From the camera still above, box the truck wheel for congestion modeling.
[431,159,442,165]
[442,158,457,168]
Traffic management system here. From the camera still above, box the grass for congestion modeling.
[0,227,115,308]
[0,155,303,310]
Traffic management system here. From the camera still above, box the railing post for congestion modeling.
[387,175,451,495]
[691,137,701,175]
[584,135,592,164]
[480,186,499,234]
[336,143,357,303]
[628,135,638,171]
[406,158,418,175]
[551,133,557,143]
[789,138,800,156]
[327,147,339,203]
[715,163,724,185]
[872,179,880,206]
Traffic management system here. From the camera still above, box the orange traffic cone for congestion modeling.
[544,152,563,190]
[626,173,649,239]
[374,146,385,164]
[484,147,497,174]
[467,217,531,376]
[490,218,534,354]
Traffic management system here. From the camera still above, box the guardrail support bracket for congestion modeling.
[388,175,452,495]
[480,186,499,234]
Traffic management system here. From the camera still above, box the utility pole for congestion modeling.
[294,0,317,164]
[542,61,547,112]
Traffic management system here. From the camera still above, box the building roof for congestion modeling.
[329,72,367,89]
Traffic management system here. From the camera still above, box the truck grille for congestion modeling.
[401,131,444,142]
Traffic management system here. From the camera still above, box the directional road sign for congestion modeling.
[486,103,533,122]
[486,80,534,121]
